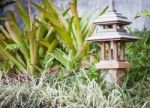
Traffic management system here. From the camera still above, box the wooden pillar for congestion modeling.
[108,42,112,60]
[111,41,118,60]
[113,24,117,30]
[100,42,106,60]
[120,41,125,61]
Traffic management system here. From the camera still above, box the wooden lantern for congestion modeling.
[87,0,139,85]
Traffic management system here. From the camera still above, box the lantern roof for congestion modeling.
[86,0,139,42]
[93,0,131,25]
[86,31,138,42]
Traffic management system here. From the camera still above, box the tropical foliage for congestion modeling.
[0,0,59,75]
[0,0,107,76]
[33,0,108,71]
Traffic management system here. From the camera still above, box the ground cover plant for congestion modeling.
[0,63,149,108]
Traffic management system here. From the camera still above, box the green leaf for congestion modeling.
[33,2,76,52]
[42,0,68,30]
[33,2,61,27]
[5,44,19,51]
[29,30,39,74]
[50,49,71,70]
[5,21,30,61]
[0,40,26,71]
[98,5,108,16]
[15,0,31,31]
[7,11,17,24]
[47,39,59,53]
[0,25,10,39]
[135,8,150,19]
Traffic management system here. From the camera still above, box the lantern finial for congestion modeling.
[109,0,116,12]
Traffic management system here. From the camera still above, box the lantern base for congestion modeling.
[96,60,131,69]
[103,69,126,86]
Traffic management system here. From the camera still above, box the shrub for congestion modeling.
[126,31,150,85]
[33,0,108,72]
[0,0,60,75]
[0,0,108,76]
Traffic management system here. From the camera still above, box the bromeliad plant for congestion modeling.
[0,0,59,75]
[33,0,108,71]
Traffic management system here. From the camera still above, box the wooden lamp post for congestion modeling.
[87,0,138,85]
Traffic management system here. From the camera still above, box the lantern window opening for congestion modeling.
[100,41,127,61]
[120,41,126,61]
[103,25,113,29]
[100,42,111,61]
[99,41,128,62]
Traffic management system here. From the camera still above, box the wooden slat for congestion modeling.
[111,41,118,60]
[108,42,112,60]
[100,42,106,60]
[120,41,125,61]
